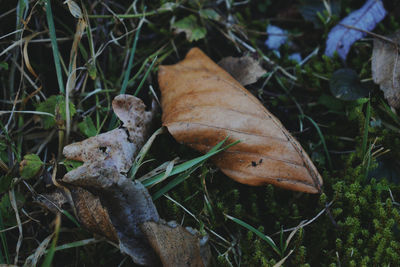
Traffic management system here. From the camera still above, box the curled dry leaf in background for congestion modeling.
[372,31,400,108]
[57,94,210,266]
[218,55,266,86]
[158,48,323,193]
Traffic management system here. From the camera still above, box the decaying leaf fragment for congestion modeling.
[63,159,161,265]
[158,48,323,193]
[71,187,118,242]
[140,221,210,267]
[372,31,400,108]
[218,55,266,86]
[63,94,156,173]
[58,94,210,266]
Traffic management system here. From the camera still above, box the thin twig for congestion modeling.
[339,23,399,46]
[273,201,334,235]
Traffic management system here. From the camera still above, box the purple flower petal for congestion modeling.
[265,25,288,50]
[325,0,387,60]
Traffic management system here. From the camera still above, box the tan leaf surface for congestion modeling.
[218,55,266,86]
[71,187,118,242]
[140,221,210,267]
[63,94,155,173]
[112,94,156,146]
[372,31,400,108]
[63,128,135,173]
[158,48,323,193]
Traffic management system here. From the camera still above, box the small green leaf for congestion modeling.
[36,96,58,129]
[0,62,8,70]
[59,98,76,121]
[355,97,369,105]
[19,154,44,179]
[62,159,83,172]
[88,63,97,80]
[172,15,207,42]
[199,9,220,21]
[329,68,369,101]
[36,95,76,129]
[78,116,97,137]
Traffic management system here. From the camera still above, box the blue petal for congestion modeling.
[265,25,288,50]
[288,53,302,63]
[325,0,387,60]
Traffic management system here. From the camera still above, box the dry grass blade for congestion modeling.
[272,249,294,267]
[23,32,41,78]
[66,18,87,142]
[23,234,53,267]
[9,188,23,265]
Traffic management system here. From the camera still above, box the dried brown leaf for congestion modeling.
[372,31,400,108]
[63,128,135,173]
[218,55,266,86]
[158,48,323,193]
[112,94,156,146]
[63,160,160,266]
[59,94,209,266]
[38,188,118,242]
[140,221,210,267]
[71,187,118,242]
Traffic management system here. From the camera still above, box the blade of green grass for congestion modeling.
[380,99,400,126]
[45,0,65,94]
[142,138,239,187]
[129,127,165,179]
[120,20,143,95]
[152,165,200,201]
[61,210,80,228]
[0,248,4,264]
[361,99,371,157]
[48,238,101,252]
[0,211,10,264]
[82,5,96,79]
[303,115,332,170]
[133,56,158,96]
[364,142,372,181]
[275,76,304,116]
[279,227,285,254]
[108,18,144,130]
[225,214,281,256]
